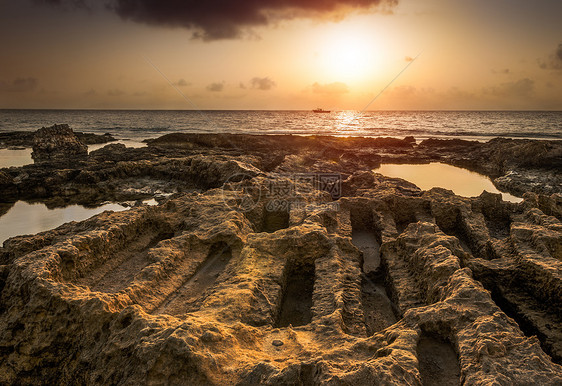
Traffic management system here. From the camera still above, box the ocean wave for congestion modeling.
[1,110,560,141]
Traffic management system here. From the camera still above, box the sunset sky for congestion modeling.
[1,0,561,110]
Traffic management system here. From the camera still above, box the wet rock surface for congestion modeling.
[0,132,561,384]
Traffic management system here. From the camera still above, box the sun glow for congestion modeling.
[317,25,382,83]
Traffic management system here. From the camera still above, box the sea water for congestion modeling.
[1,110,560,142]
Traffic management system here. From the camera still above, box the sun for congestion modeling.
[317,26,381,83]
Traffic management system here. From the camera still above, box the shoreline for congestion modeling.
[3,130,562,144]
[1,131,560,206]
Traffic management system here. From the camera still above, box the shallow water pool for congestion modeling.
[0,148,33,168]
[0,140,147,169]
[0,201,126,245]
[374,163,522,203]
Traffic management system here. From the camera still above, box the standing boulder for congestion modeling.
[31,124,88,163]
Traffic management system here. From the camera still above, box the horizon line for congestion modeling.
[1,108,561,112]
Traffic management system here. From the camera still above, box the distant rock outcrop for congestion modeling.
[0,130,115,150]
[31,124,88,163]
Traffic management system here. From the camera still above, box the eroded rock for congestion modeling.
[0,171,561,384]
[31,124,88,163]
[0,134,561,384]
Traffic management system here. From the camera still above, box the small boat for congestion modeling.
[312,108,331,113]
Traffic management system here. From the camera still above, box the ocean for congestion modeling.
[1,110,561,142]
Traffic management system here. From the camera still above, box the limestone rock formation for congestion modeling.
[0,133,561,384]
[31,124,88,163]
[0,170,561,384]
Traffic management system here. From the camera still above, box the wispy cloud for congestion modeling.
[483,78,534,98]
[0,77,39,92]
[173,78,191,87]
[107,88,126,97]
[206,82,225,92]
[250,77,276,91]
[538,43,562,71]
[491,68,510,75]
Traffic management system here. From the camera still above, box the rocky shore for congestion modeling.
[0,126,115,150]
[0,128,560,384]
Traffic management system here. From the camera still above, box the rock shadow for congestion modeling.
[275,260,315,328]
[89,231,176,293]
[351,208,398,335]
[154,242,233,316]
[417,333,460,386]
[262,207,290,233]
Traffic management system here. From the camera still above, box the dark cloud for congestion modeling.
[0,77,39,92]
[107,88,126,96]
[34,0,397,39]
[538,43,562,70]
[311,82,349,94]
[206,82,224,92]
[250,77,276,91]
[35,0,82,4]
[33,0,90,10]
[484,78,534,98]
[109,0,398,40]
